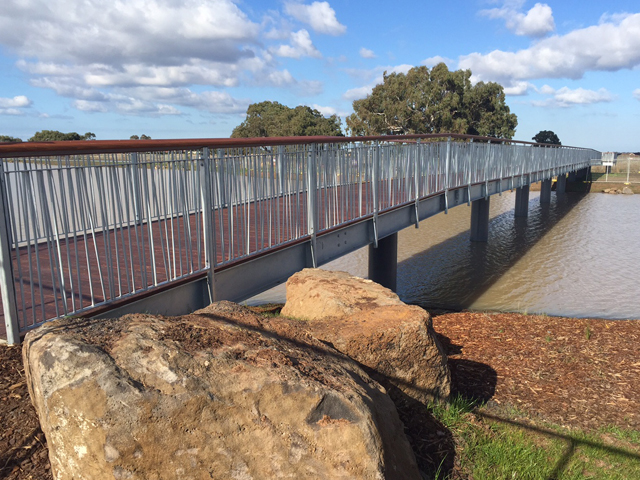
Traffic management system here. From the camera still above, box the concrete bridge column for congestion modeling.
[369,232,398,291]
[514,185,530,217]
[540,178,552,204]
[568,171,577,182]
[576,167,590,181]
[556,174,567,194]
[470,197,490,242]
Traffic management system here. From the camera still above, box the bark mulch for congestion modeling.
[433,311,640,431]
[1,310,638,479]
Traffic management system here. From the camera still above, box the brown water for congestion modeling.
[250,191,640,320]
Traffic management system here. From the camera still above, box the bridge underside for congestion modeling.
[95,169,585,320]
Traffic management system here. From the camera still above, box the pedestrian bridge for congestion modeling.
[0,134,601,344]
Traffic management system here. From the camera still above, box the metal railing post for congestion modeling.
[0,161,19,344]
[372,141,380,247]
[444,136,451,213]
[131,152,143,224]
[199,147,217,303]
[306,144,318,267]
[414,139,420,228]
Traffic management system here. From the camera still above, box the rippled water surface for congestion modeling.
[250,192,640,320]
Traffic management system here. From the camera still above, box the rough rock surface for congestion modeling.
[23,302,420,480]
[281,269,451,404]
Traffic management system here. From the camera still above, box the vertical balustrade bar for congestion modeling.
[306,144,318,267]
[0,161,20,344]
[199,148,217,303]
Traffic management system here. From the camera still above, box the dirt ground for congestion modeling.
[1,310,638,479]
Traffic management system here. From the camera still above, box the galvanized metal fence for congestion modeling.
[0,135,601,343]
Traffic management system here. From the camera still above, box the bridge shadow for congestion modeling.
[397,190,590,312]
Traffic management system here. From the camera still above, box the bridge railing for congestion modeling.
[0,134,601,343]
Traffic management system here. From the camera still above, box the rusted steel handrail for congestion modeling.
[0,133,585,158]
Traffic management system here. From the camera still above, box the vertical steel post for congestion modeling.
[0,161,19,344]
[199,148,217,303]
[444,136,451,213]
[131,152,143,224]
[372,142,380,247]
[413,139,420,228]
[306,144,318,267]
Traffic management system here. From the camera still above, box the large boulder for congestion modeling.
[24,302,420,480]
[281,269,451,404]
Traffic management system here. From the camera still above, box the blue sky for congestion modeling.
[0,0,638,151]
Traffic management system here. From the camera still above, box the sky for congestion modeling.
[0,0,639,152]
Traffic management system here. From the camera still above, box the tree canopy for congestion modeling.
[231,101,343,138]
[532,130,561,145]
[130,134,151,140]
[0,135,22,143]
[28,130,96,142]
[346,63,517,139]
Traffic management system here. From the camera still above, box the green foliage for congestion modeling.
[231,101,343,138]
[28,130,96,142]
[130,134,151,140]
[0,135,22,143]
[346,63,518,138]
[532,130,561,145]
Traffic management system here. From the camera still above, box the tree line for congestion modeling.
[0,132,152,143]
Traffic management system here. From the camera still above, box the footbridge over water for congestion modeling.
[0,134,602,344]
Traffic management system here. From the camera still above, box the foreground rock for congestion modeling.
[281,269,451,404]
[24,302,420,480]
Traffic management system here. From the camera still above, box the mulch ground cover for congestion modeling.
[1,310,638,479]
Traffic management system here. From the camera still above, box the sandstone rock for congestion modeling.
[622,187,634,195]
[281,269,451,404]
[24,302,420,480]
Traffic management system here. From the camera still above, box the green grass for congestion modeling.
[428,396,640,479]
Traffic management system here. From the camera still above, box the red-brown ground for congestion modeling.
[1,310,638,479]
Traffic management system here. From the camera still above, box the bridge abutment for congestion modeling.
[556,174,567,194]
[470,197,490,242]
[540,178,552,204]
[369,232,398,292]
[514,185,530,217]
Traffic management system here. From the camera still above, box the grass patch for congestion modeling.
[428,395,640,479]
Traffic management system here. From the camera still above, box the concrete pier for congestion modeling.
[556,174,567,194]
[470,197,490,242]
[540,178,552,204]
[369,232,398,291]
[514,185,530,217]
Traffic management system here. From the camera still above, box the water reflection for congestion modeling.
[250,191,640,320]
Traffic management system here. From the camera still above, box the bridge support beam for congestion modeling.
[369,232,397,292]
[514,185,530,217]
[540,178,552,204]
[556,174,567,194]
[470,197,490,242]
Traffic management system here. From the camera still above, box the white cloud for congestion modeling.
[1,0,325,117]
[0,0,260,65]
[421,56,454,68]
[502,81,535,96]
[343,86,373,101]
[481,1,555,38]
[342,64,414,101]
[360,48,376,59]
[0,95,32,115]
[284,1,346,35]
[274,29,321,59]
[534,86,615,107]
[460,13,640,84]
[0,95,32,108]
[634,89,640,100]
